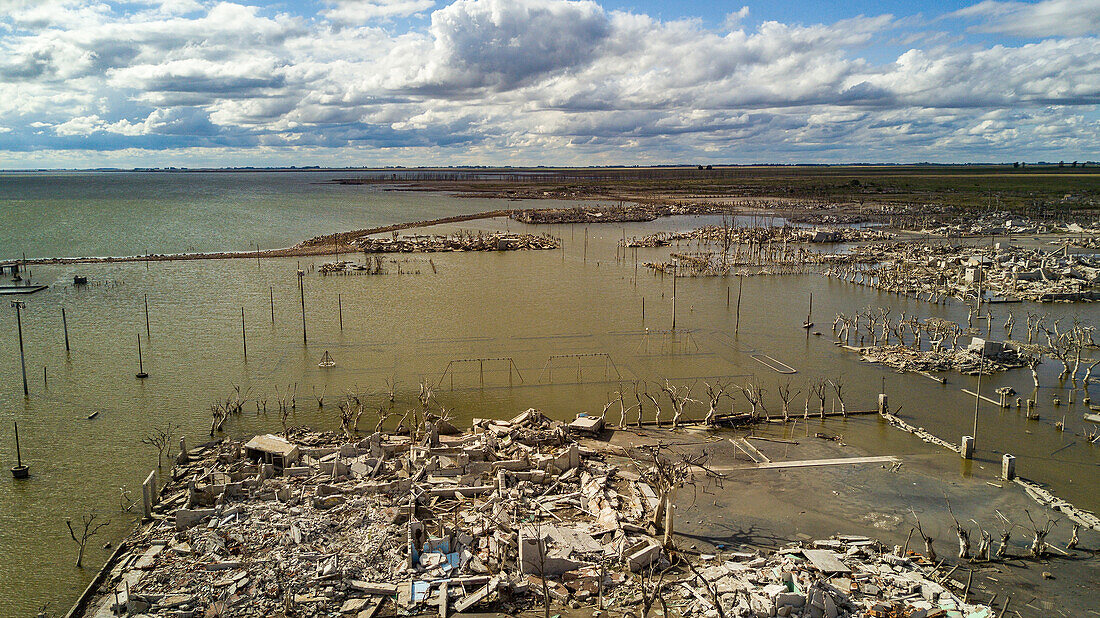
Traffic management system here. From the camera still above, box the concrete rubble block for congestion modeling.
[340,598,370,613]
[133,544,165,569]
[348,581,398,596]
[518,527,589,576]
[313,494,346,509]
[355,599,385,618]
[174,508,216,530]
[561,566,601,598]
[625,539,662,572]
[567,415,603,436]
[524,575,571,603]
[453,576,500,613]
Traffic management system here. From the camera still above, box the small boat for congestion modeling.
[318,351,336,368]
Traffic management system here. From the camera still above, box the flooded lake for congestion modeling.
[0,173,1096,616]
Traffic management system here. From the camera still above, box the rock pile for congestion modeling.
[855,342,1028,376]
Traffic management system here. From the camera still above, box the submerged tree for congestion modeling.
[141,422,178,469]
[66,513,110,568]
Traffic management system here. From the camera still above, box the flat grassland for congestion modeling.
[336,164,1100,215]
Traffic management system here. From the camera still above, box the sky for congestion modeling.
[0,0,1098,168]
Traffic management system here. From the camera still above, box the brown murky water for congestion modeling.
[1,178,1096,616]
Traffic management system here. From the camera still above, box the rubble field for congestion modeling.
[78,411,999,618]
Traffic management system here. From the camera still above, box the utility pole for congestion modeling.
[735,274,743,333]
[298,268,307,345]
[11,301,28,397]
[61,307,70,353]
[671,265,677,331]
[241,307,247,361]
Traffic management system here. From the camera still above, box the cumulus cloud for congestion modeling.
[406,0,611,92]
[952,0,1100,38]
[0,0,1098,165]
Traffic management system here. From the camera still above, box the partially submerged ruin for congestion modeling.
[76,412,1002,618]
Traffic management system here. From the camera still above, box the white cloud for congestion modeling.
[322,0,436,23]
[0,0,1097,164]
[724,6,749,30]
[952,0,1100,38]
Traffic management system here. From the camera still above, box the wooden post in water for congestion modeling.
[136,334,148,379]
[583,228,588,264]
[298,269,307,345]
[61,307,70,353]
[241,307,247,361]
[11,300,28,396]
[338,293,343,331]
[735,275,743,333]
[641,297,645,323]
[269,286,275,325]
[672,269,677,331]
[143,293,151,338]
[11,420,29,478]
[42,366,46,389]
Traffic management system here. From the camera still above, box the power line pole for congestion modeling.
[298,268,307,345]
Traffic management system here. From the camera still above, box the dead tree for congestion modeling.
[995,511,1015,559]
[313,385,326,408]
[703,380,731,425]
[628,443,721,549]
[66,513,110,568]
[643,384,663,427]
[946,498,970,560]
[829,376,847,416]
[911,511,936,562]
[737,383,768,421]
[811,378,828,417]
[1024,510,1058,559]
[141,422,177,469]
[415,382,436,442]
[210,399,230,436]
[1067,523,1080,550]
[660,380,697,429]
[338,397,364,439]
[971,520,992,561]
[777,379,800,422]
[1044,323,1074,381]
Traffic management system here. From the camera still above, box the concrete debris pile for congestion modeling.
[512,204,661,223]
[79,415,992,618]
[854,341,1028,376]
[319,256,390,275]
[354,232,560,253]
[912,213,1097,238]
[679,537,993,618]
[79,411,658,617]
[829,241,1100,302]
[623,225,891,248]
